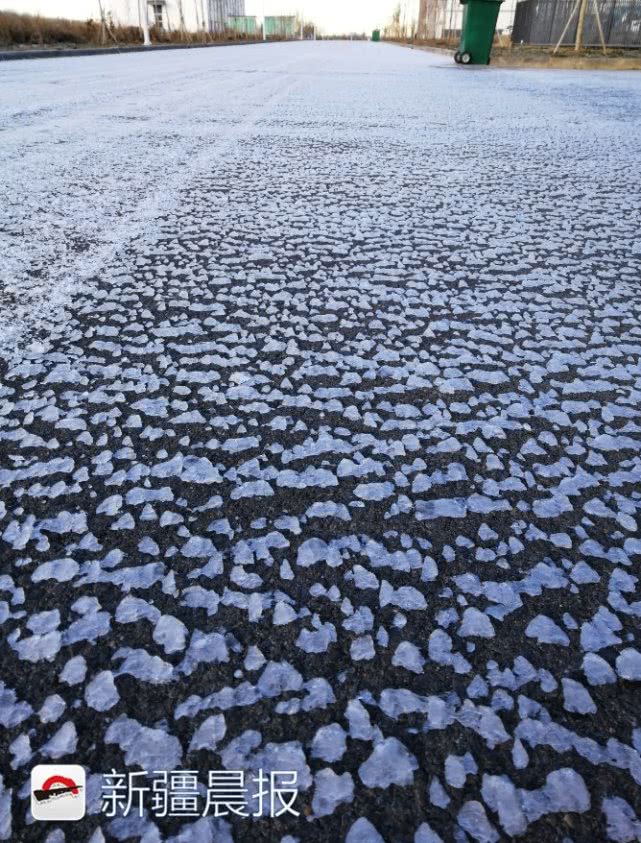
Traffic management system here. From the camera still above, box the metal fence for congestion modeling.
[398,0,519,43]
[264,16,297,38]
[512,0,641,46]
[208,0,245,33]
[226,15,257,36]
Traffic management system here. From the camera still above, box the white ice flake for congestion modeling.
[297,538,342,568]
[457,801,498,842]
[231,480,274,499]
[525,615,570,646]
[277,468,337,489]
[481,775,527,836]
[445,753,478,788]
[59,656,87,686]
[114,648,174,684]
[181,631,229,671]
[562,678,596,714]
[96,495,123,516]
[312,769,354,817]
[602,796,641,842]
[12,630,61,663]
[41,721,78,760]
[616,648,641,681]
[354,482,394,501]
[392,641,425,674]
[32,558,79,583]
[520,768,590,821]
[39,694,66,723]
[346,819,385,843]
[257,661,303,698]
[153,615,188,654]
[188,714,226,753]
[311,723,347,763]
[350,635,376,661]
[415,498,467,520]
[85,671,120,712]
[459,608,495,639]
[380,580,427,611]
[105,716,182,769]
[582,653,616,686]
[296,623,337,654]
[415,823,445,843]
[359,737,418,789]
[273,601,297,626]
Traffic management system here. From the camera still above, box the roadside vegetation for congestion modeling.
[0,10,248,48]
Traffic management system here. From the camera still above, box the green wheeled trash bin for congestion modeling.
[454,0,503,65]
[372,29,380,42]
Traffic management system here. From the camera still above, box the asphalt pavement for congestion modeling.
[1,41,641,843]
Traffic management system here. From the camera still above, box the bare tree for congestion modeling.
[385,3,401,38]
[177,0,187,39]
[97,0,119,44]
[139,0,151,44]
[417,0,428,38]
[200,0,210,40]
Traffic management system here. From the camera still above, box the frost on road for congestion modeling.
[1,41,641,843]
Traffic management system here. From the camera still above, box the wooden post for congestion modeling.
[553,0,580,53]
[575,0,588,50]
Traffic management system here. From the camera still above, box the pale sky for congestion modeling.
[10,0,418,35]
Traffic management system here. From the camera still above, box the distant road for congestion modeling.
[1,41,641,843]
[0,39,263,62]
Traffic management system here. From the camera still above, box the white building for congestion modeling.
[98,0,202,32]
[13,0,247,34]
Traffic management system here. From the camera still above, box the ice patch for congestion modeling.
[85,671,120,712]
[359,737,418,789]
[525,615,569,646]
[105,716,182,769]
[312,769,354,817]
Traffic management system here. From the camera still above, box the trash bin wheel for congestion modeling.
[454,51,462,63]
[460,51,472,64]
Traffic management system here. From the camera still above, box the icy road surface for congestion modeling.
[1,40,641,843]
